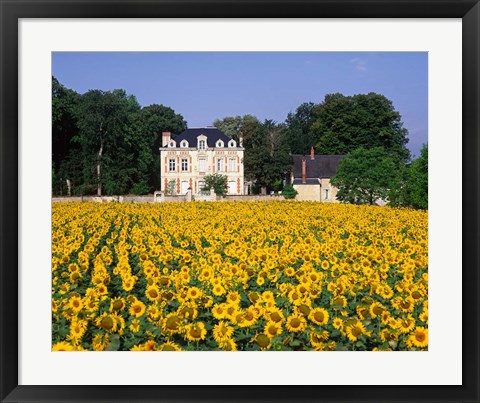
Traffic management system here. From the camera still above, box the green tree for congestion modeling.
[52,77,82,194]
[135,104,187,190]
[242,120,291,190]
[282,184,298,199]
[213,115,259,145]
[284,102,318,154]
[406,144,428,209]
[73,89,142,195]
[201,174,228,195]
[331,147,400,205]
[312,93,410,165]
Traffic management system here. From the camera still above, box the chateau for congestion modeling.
[159,127,245,196]
[291,147,345,202]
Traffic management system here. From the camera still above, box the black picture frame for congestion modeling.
[1,1,478,402]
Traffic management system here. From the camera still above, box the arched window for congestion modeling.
[228,140,236,148]
[168,140,176,148]
[180,140,189,148]
[216,140,224,148]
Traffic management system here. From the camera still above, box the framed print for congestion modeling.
[1,0,479,402]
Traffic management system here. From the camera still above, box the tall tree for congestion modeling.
[135,104,187,190]
[284,102,318,154]
[243,120,290,190]
[74,89,142,195]
[406,144,428,209]
[213,115,259,145]
[331,147,400,205]
[312,93,410,164]
[52,77,81,194]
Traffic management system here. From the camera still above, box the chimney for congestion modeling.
[310,146,315,160]
[162,131,171,147]
[302,158,307,184]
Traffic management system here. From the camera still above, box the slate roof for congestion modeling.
[292,154,345,179]
[292,178,320,185]
[174,127,233,148]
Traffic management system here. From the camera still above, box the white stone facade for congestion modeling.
[159,129,245,196]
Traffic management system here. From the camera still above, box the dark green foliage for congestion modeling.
[201,174,228,195]
[51,77,186,196]
[406,144,428,209]
[331,147,400,205]
[284,102,318,155]
[312,93,410,165]
[282,184,298,199]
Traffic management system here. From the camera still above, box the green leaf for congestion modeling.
[105,334,121,351]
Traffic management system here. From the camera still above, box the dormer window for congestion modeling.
[198,140,206,150]
[168,140,176,148]
[228,140,236,148]
[216,140,224,148]
[180,140,189,148]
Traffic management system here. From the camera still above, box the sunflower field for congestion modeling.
[52,201,428,351]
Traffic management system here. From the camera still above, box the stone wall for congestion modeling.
[293,184,321,201]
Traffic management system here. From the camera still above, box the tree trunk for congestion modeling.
[97,141,103,196]
[66,179,71,196]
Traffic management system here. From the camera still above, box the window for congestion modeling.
[181,158,188,172]
[198,140,206,150]
[199,159,206,172]
[217,158,224,172]
[325,189,329,199]
[180,140,189,148]
[229,159,236,172]
[168,141,176,148]
[216,140,224,148]
[228,140,236,148]
[169,159,176,172]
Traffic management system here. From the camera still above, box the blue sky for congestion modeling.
[52,52,427,158]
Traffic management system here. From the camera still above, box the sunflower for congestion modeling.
[345,321,371,342]
[308,308,329,326]
[186,286,203,300]
[213,321,234,343]
[397,315,416,334]
[95,312,118,333]
[110,297,126,312]
[129,300,146,318]
[237,306,259,328]
[185,322,207,342]
[92,333,110,351]
[226,291,241,305]
[407,326,428,349]
[52,341,75,351]
[266,308,284,324]
[310,329,330,348]
[380,328,398,343]
[158,341,182,351]
[212,285,226,297]
[332,317,344,330]
[145,285,161,302]
[253,333,271,350]
[369,302,386,319]
[67,295,83,313]
[67,317,88,344]
[218,338,237,351]
[129,319,141,333]
[96,283,108,296]
[419,311,428,323]
[285,314,307,333]
[163,312,183,335]
[263,321,282,338]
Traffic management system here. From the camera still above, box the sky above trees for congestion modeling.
[52,52,427,157]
